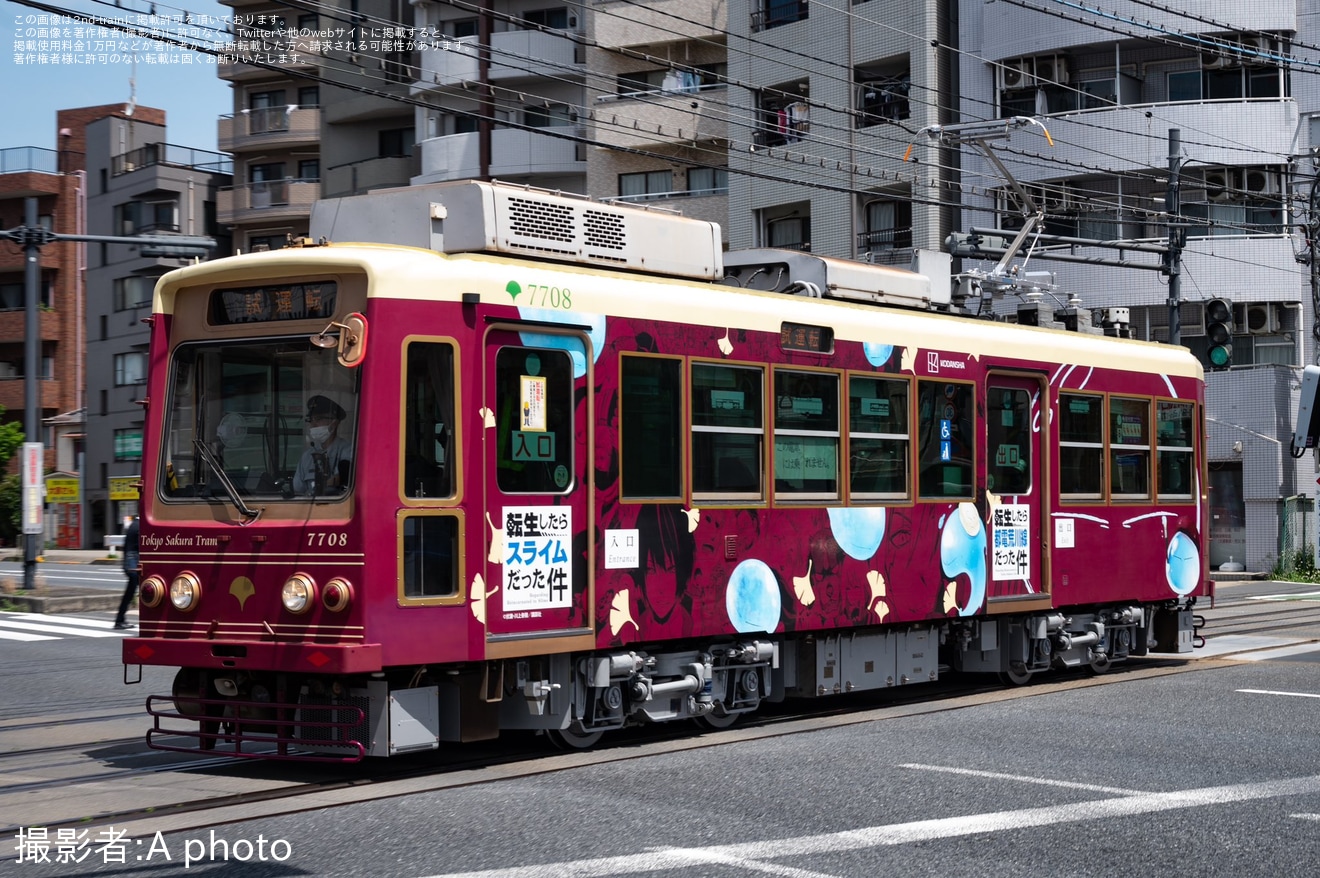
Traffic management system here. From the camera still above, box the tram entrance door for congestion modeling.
[482,327,594,654]
[985,373,1049,607]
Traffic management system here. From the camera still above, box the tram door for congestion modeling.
[985,374,1047,603]
[482,329,593,647]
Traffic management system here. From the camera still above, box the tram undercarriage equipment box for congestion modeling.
[360,682,441,756]
[793,627,938,695]
[1152,608,1194,653]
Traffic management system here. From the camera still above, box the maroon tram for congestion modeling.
[122,180,1207,759]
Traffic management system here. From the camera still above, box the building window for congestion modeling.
[687,167,728,196]
[379,127,415,157]
[758,89,810,145]
[692,362,764,500]
[523,103,574,128]
[297,86,320,107]
[917,379,974,499]
[114,428,143,462]
[773,369,839,500]
[620,355,683,499]
[848,375,909,500]
[298,159,320,181]
[1059,393,1103,499]
[1110,397,1151,499]
[856,71,910,126]
[753,0,808,31]
[524,6,570,29]
[619,170,672,201]
[448,18,478,37]
[767,215,810,250]
[859,200,912,255]
[114,352,147,386]
[247,234,285,253]
[113,276,155,311]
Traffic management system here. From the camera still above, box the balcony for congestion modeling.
[595,0,726,49]
[417,30,583,91]
[217,179,320,226]
[323,155,417,198]
[593,86,727,149]
[414,128,585,185]
[219,107,320,152]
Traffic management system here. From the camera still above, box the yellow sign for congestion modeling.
[45,477,80,504]
[109,476,141,501]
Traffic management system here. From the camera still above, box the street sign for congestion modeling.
[21,442,42,534]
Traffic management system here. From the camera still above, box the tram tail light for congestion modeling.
[322,578,354,612]
[139,576,166,609]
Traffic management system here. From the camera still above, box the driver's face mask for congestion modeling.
[308,424,332,444]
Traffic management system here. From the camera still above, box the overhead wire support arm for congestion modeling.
[906,116,1055,281]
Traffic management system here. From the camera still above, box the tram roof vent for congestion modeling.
[722,249,948,309]
[309,180,723,281]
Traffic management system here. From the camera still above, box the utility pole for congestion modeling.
[2,197,214,590]
[1165,129,1184,346]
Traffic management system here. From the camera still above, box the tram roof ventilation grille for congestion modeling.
[309,180,723,281]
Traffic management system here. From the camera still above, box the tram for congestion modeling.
[122,180,1207,760]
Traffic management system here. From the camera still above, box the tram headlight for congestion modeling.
[139,576,166,609]
[169,572,202,612]
[281,573,317,614]
[321,577,354,613]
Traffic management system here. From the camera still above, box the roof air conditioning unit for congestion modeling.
[1204,168,1239,202]
[1200,49,1235,69]
[1246,303,1279,335]
[1243,168,1280,196]
[999,59,1035,90]
[1037,56,1069,84]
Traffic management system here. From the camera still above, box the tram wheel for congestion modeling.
[998,665,1034,687]
[1086,654,1112,676]
[545,725,604,750]
[694,708,741,730]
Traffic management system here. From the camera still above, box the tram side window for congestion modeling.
[1059,393,1104,499]
[916,380,974,499]
[773,369,839,499]
[620,355,683,499]
[692,362,764,500]
[402,515,458,598]
[403,341,455,499]
[987,386,1032,495]
[1157,401,1195,500]
[848,375,909,500]
[1110,397,1151,499]
[495,347,574,494]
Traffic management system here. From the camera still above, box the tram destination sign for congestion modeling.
[209,281,338,325]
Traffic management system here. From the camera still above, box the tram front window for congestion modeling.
[161,338,360,502]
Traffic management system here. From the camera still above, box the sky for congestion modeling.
[5,0,233,154]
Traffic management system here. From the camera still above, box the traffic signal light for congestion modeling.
[1205,298,1233,370]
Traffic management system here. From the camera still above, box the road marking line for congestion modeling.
[1237,688,1320,699]
[1230,643,1320,662]
[0,629,57,642]
[0,619,124,638]
[7,612,119,629]
[417,774,1320,878]
[898,763,1148,796]
[1292,813,1320,821]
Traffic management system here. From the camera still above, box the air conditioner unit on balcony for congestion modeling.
[1244,35,1281,65]
[1200,48,1237,69]
[1036,55,1069,85]
[1204,168,1240,202]
[1246,303,1279,335]
[999,59,1035,91]
[1243,168,1280,196]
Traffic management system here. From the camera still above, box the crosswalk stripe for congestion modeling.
[0,629,58,642]
[0,617,125,638]
[7,612,121,629]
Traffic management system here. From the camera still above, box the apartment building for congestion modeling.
[82,112,231,546]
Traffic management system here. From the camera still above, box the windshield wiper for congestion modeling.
[192,438,262,524]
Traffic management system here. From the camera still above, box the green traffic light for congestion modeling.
[1209,345,1232,367]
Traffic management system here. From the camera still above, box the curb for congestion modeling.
[2,592,122,613]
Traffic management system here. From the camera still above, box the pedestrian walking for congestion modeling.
[114,515,141,630]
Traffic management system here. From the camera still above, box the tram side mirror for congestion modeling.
[1292,364,1320,458]
[310,312,368,368]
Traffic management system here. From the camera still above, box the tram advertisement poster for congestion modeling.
[991,504,1031,580]
[502,506,572,611]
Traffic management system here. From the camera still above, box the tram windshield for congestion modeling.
[159,337,360,503]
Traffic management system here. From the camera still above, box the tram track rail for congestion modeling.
[3,656,1203,840]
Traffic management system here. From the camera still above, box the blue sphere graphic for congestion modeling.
[940,504,987,616]
[863,343,894,368]
[726,559,782,633]
[827,507,887,560]
[1165,532,1201,596]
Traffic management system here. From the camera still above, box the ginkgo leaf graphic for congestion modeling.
[486,512,504,564]
[470,573,499,625]
[609,589,639,637]
[506,281,523,300]
[684,507,701,533]
[479,406,496,429]
[792,559,816,606]
[900,346,917,373]
[872,599,890,622]
[942,581,958,614]
[717,329,733,355]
